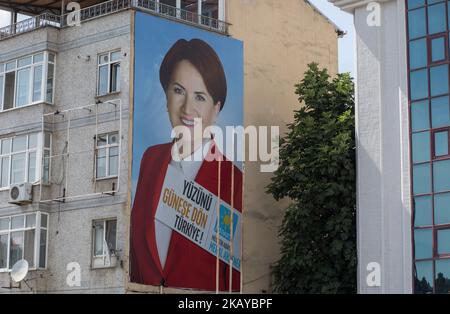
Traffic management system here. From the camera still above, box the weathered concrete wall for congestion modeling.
[227,0,338,293]
[0,10,131,294]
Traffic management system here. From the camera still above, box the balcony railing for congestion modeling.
[0,0,229,41]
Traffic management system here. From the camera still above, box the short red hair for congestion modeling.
[159,39,227,111]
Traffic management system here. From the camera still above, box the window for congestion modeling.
[0,212,48,271]
[96,132,119,179]
[430,36,446,63]
[92,218,117,269]
[0,52,55,111]
[97,51,121,96]
[42,133,51,185]
[430,65,449,96]
[0,133,50,189]
[410,69,429,100]
[428,3,446,35]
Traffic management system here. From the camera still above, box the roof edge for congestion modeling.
[305,0,346,38]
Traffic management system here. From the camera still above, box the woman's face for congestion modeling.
[166,60,220,142]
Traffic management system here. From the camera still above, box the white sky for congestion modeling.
[0,0,355,76]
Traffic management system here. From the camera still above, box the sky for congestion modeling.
[0,0,355,76]
[308,0,355,77]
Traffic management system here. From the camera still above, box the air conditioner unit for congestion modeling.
[8,183,33,205]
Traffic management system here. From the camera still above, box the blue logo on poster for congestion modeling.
[214,204,239,241]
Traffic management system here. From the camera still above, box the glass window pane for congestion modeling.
[44,133,51,149]
[410,39,427,69]
[435,259,450,294]
[413,132,431,163]
[11,153,26,184]
[94,221,104,256]
[46,63,54,103]
[410,69,429,100]
[438,229,450,255]
[48,53,55,63]
[431,37,446,62]
[109,147,119,177]
[17,56,32,68]
[33,53,43,63]
[98,65,108,95]
[432,96,450,128]
[108,133,118,145]
[32,65,42,102]
[408,0,425,9]
[24,229,34,268]
[1,157,9,187]
[97,154,106,178]
[408,8,426,39]
[28,134,37,149]
[98,53,109,65]
[40,213,47,228]
[9,231,23,269]
[1,139,10,154]
[12,136,26,152]
[430,65,449,96]
[3,71,15,110]
[415,229,433,259]
[412,101,430,131]
[435,131,449,157]
[11,215,24,229]
[0,234,7,269]
[28,151,36,182]
[16,68,31,107]
[97,135,107,147]
[415,261,433,294]
[110,51,121,62]
[5,61,15,72]
[43,150,50,184]
[415,196,433,227]
[0,218,8,231]
[0,75,3,110]
[110,63,120,92]
[414,163,432,195]
[435,193,450,224]
[25,214,36,228]
[434,159,450,192]
[106,220,117,251]
[428,3,446,35]
[39,229,46,268]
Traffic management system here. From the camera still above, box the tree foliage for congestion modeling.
[267,63,356,293]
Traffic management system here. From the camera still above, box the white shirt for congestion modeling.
[155,140,212,269]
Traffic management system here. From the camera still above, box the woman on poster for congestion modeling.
[130,38,242,292]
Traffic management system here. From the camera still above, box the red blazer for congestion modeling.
[130,142,243,291]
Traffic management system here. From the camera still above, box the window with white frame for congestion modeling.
[162,0,222,19]
[0,212,48,271]
[0,52,55,111]
[97,51,121,96]
[96,132,119,179]
[0,132,51,189]
[92,218,117,269]
[42,133,51,185]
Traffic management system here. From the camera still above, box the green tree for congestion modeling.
[267,63,356,293]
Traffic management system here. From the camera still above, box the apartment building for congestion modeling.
[0,0,339,293]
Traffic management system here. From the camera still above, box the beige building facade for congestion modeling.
[0,0,338,293]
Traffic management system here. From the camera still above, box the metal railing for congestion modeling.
[0,13,61,40]
[0,0,229,41]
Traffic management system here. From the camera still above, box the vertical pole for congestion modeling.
[216,158,222,294]
[65,111,71,201]
[229,162,234,293]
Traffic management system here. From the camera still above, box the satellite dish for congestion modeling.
[10,260,29,283]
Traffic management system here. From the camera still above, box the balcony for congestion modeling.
[0,0,229,41]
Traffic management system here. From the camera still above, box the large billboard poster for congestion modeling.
[130,12,244,292]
